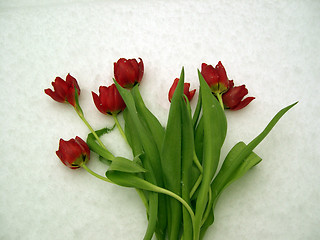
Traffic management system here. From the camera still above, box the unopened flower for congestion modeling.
[56,136,90,169]
[44,74,80,107]
[168,78,196,102]
[114,58,144,88]
[201,61,229,94]
[222,80,255,110]
[92,84,126,115]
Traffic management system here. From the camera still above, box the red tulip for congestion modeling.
[44,74,80,107]
[168,78,196,102]
[114,58,144,88]
[222,80,255,110]
[92,84,126,115]
[201,61,229,94]
[56,136,90,169]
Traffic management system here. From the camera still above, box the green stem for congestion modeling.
[193,151,203,173]
[112,113,128,143]
[136,189,149,210]
[83,163,149,214]
[201,188,212,226]
[153,185,195,229]
[215,92,224,109]
[75,107,106,149]
[190,174,202,198]
[82,163,112,183]
[190,152,203,198]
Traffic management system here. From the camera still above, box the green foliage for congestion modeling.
[85,69,296,240]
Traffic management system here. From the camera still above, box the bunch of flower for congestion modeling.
[45,58,296,240]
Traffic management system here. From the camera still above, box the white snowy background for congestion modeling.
[1,0,319,239]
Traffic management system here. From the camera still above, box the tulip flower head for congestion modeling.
[56,136,90,169]
[168,78,196,102]
[201,61,229,94]
[92,84,126,115]
[114,58,144,88]
[222,80,255,110]
[44,74,80,107]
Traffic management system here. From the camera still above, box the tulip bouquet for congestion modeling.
[45,58,296,240]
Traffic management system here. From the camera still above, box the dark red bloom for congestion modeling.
[114,58,144,88]
[201,61,229,94]
[92,84,126,115]
[44,74,80,107]
[222,80,255,110]
[56,136,90,169]
[168,78,196,102]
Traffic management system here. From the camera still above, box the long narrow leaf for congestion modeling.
[160,68,185,239]
[181,98,195,240]
[200,102,298,237]
[212,102,298,197]
[131,86,165,153]
[193,70,227,239]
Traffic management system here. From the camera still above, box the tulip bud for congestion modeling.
[44,74,80,107]
[222,80,255,110]
[114,58,144,88]
[168,78,196,102]
[201,61,229,94]
[56,136,90,169]
[92,84,126,115]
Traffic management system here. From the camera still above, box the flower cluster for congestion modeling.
[45,57,295,240]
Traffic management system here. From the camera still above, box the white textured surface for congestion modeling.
[1,0,319,239]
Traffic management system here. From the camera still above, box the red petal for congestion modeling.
[137,58,144,83]
[44,88,65,103]
[215,61,229,88]
[188,89,196,101]
[56,138,82,169]
[201,63,219,88]
[231,97,255,110]
[108,85,116,113]
[201,63,207,71]
[52,77,68,99]
[75,136,90,159]
[92,91,106,114]
[168,78,179,102]
[114,58,136,88]
[66,88,76,107]
[228,80,234,88]
[66,73,81,95]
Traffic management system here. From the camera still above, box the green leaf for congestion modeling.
[114,80,164,240]
[105,169,194,228]
[192,88,202,130]
[199,102,298,236]
[86,127,115,162]
[211,102,298,199]
[161,68,185,239]
[211,142,261,206]
[181,98,195,240]
[131,86,165,153]
[108,157,146,173]
[114,79,162,185]
[194,116,204,164]
[123,108,144,157]
[193,70,227,239]
[199,210,214,240]
[200,142,261,238]
[231,146,262,182]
